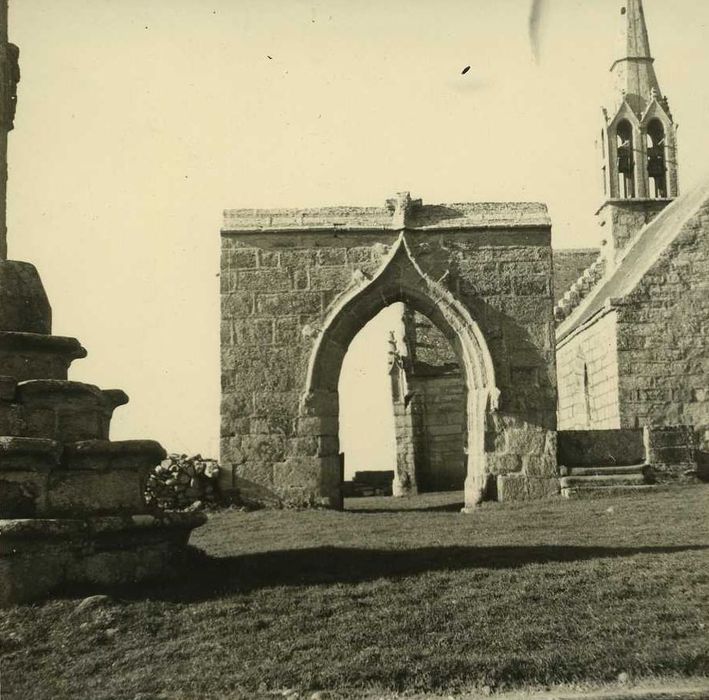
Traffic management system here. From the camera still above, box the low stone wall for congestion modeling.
[557,429,645,467]
[644,425,698,481]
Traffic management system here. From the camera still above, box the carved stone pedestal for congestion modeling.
[0,260,205,605]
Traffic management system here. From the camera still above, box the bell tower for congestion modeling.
[598,0,679,261]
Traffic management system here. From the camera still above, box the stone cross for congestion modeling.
[0,0,20,260]
[386,191,422,230]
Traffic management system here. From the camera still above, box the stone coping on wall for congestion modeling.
[222,201,551,233]
[62,439,166,470]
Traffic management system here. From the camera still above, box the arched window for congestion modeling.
[616,120,635,198]
[646,119,667,198]
[583,363,592,428]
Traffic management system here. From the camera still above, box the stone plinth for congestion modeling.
[0,511,205,606]
[0,267,205,606]
[0,331,86,381]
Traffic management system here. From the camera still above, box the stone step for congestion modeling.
[0,438,165,519]
[559,473,646,488]
[561,484,658,499]
[561,464,648,477]
[0,331,86,382]
[62,439,166,471]
[0,380,129,443]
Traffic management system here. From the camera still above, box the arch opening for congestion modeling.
[616,119,635,198]
[339,302,469,505]
[646,119,667,198]
[300,235,497,511]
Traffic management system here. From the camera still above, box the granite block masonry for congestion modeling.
[220,192,560,510]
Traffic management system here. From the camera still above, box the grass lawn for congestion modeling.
[2,486,708,699]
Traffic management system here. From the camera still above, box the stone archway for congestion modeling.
[300,233,498,511]
[220,192,559,508]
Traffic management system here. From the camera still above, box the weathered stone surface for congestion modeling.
[0,436,61,470]
[558,429,645,467]
[0,261,51,333]
[526,477,561,499]
[0,471,48,517]
[12,380,126,442]
[220,194,557,507]
[0,375,16,399]
[0,512,206,606]
[0,331,86,382]
[47,469,148,516]
[62,439,166,471]
[497,474,559,502]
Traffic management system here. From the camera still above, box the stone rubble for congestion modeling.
[145,453,222,511]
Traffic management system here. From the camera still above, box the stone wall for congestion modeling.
[220,198,559,507]
[552,249,600,304]
[408,372,466,491]
[615,200,709,449]
[644,425,698,480]
[390,308,465,493]
[221,231,389,498]
[597,199,670,263]
[404,308,458,368]
[557,428,645,467]
[556,310,621,430]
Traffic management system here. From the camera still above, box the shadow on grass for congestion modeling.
[109,543,708,603]
[344,501,465,513]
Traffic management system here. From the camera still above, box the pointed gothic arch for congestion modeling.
[645,118,667,198]
[614,118,636,198]
[300,234,498,511]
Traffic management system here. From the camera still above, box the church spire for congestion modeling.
[610,0,662,117]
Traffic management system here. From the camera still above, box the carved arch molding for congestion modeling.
[301,233,499,510]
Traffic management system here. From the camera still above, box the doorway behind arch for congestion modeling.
[339,302,467,508]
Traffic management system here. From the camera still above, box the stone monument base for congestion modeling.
[0,511,206,605]
[0,260,206,606]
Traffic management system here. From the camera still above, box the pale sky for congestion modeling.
[7,1,709,469]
